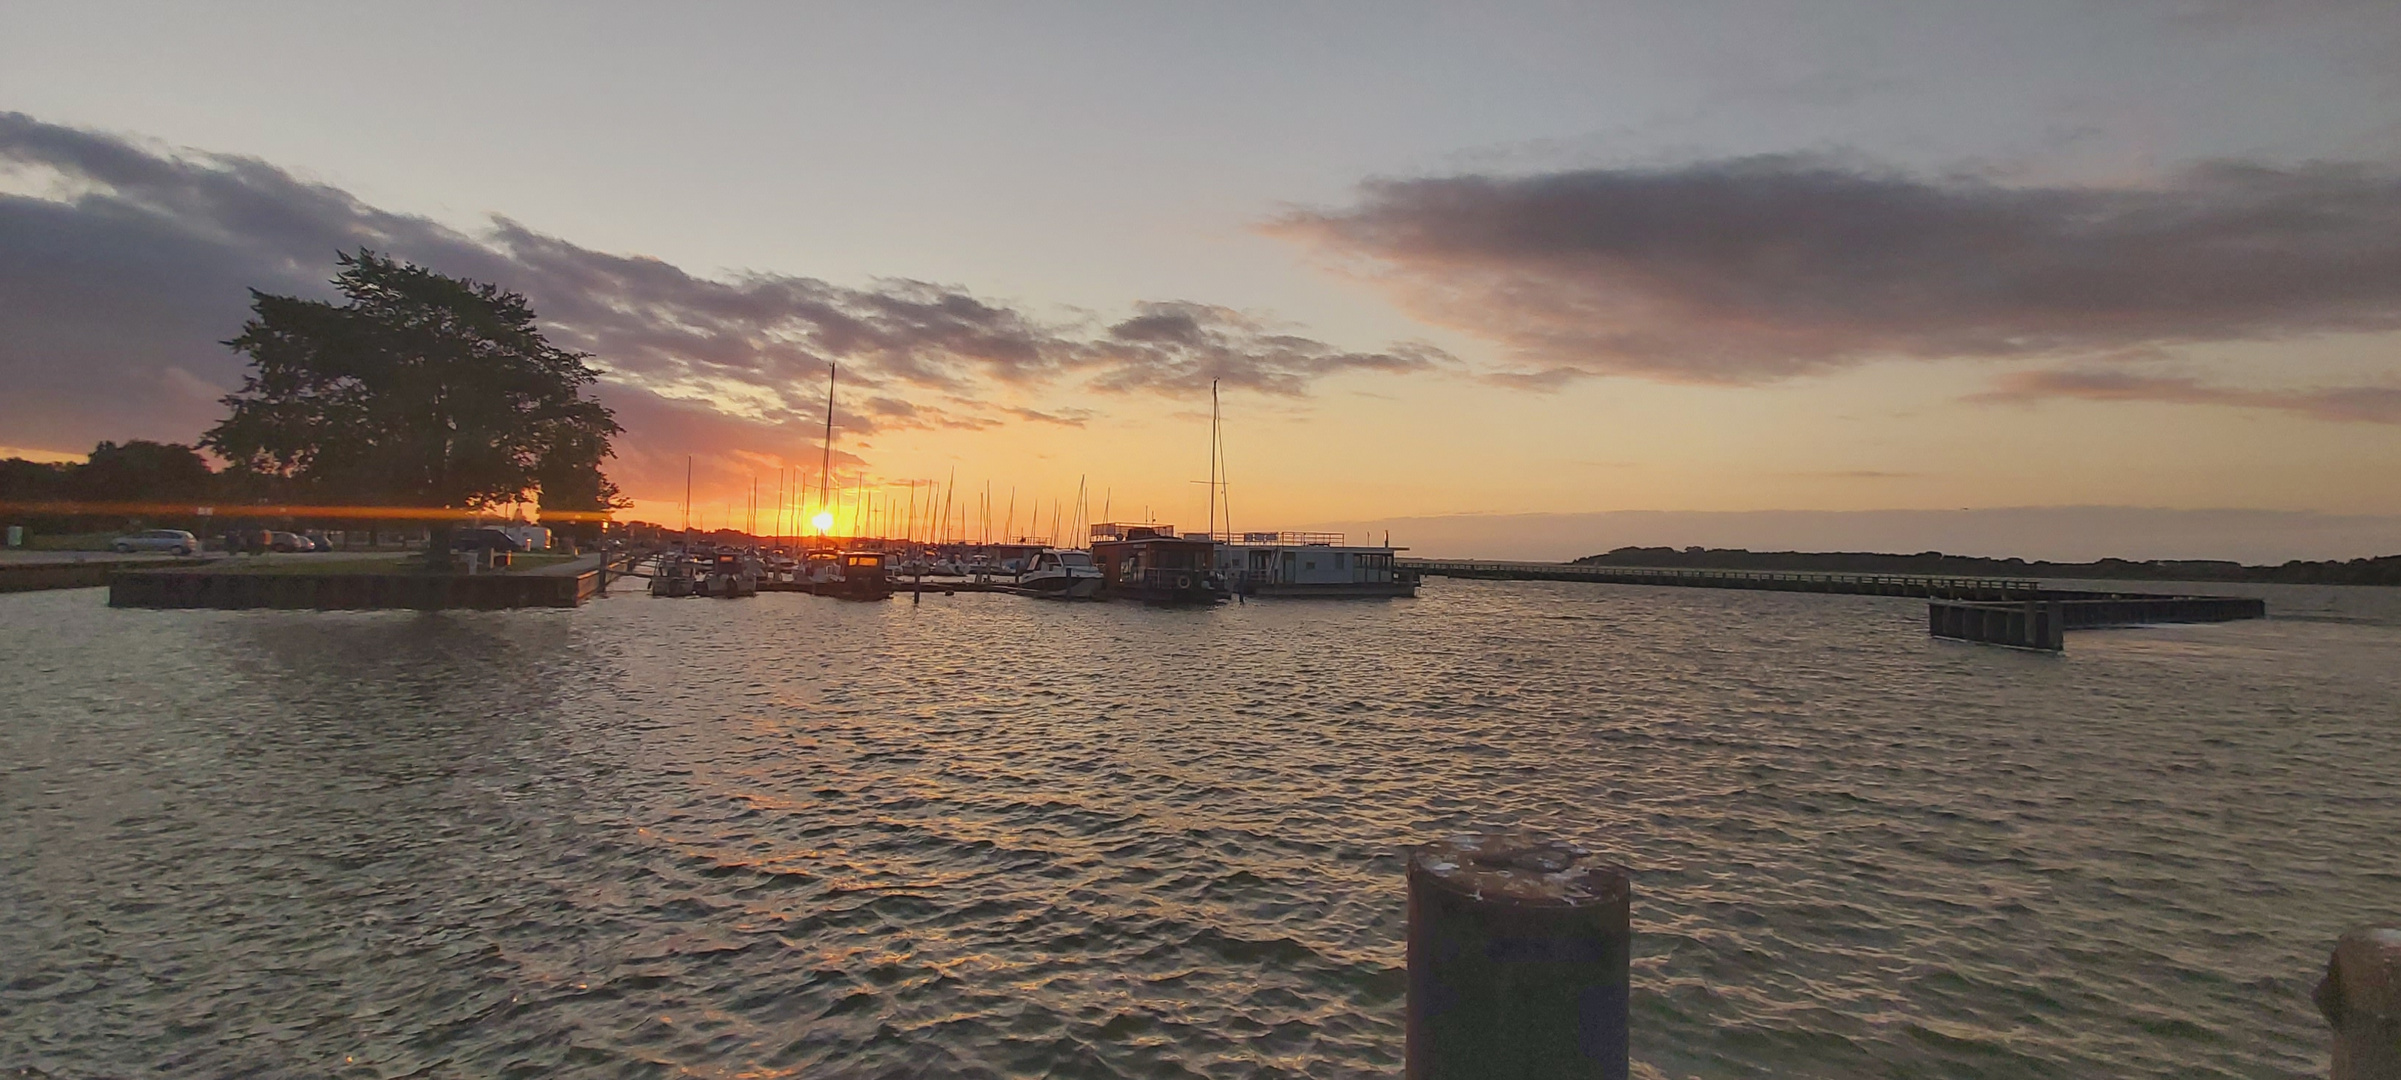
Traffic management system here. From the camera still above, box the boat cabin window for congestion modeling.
[1060,552,1094,568]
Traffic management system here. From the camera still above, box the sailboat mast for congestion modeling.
[818,362,837,516]
[939,467,956,547]
[1208,379,1219,538]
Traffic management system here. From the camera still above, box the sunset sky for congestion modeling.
[4,2,2398,559]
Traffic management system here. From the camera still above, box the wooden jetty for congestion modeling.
[1401,558,2040,600]
[1402,558,2268,652]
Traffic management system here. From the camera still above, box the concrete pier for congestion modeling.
[0,553,211,592]
[1928,599,2067,650]
[2045,591,2268,628]
[1928,591,2266,649]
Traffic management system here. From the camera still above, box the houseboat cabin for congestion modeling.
[1210,531,1416,598]
[1089,523,1221,604]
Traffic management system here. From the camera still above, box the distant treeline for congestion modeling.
[1,440,395,538]
[1573,546,2401,587]
[1,441,224,532]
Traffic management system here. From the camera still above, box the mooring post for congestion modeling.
[2319,927,2401,1079]
[1407,831,1630,1080]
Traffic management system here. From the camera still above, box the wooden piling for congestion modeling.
[1407,832,1629,1080]
[2319,927,2401,1080]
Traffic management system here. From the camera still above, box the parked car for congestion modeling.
[111,529,199,555]
[454,528,528,553]
[266,530,307,553]
[302,532,333,552]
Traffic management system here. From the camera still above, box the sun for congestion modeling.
[811,510,835,534]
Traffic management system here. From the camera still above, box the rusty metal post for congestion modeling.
[2320,928,2401,1079]
[1407,832,1629,1080]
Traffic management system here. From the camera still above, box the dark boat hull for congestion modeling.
[1106,581,1223,605]
[812,578,893,601]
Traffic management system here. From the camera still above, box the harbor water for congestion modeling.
[4,578,2398,1078]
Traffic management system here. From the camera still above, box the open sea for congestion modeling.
[4,577,2397,1078]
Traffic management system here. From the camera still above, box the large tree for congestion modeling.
[203,250,621,561]
[79,440,216,504]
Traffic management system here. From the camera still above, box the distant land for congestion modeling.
[1572,546,2401,587]
[1305,508,2401,565]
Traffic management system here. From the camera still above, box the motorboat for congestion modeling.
[1015,548,1104,599]
[816,550,894,600]
[650,551,701,597]
[703,549,761,598]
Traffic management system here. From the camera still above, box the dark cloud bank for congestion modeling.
[10,108,2400,503]
[1278,155,2401,415]
[0,112,1443,487]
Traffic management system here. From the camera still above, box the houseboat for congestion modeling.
[1210,531,1415,598]
[1090,523,1222,605]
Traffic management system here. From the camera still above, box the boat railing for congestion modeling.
[1192,531,1348,546]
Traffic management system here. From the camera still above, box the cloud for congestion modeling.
[1273,155,2401,386]
[1085,302,1452,396]
[1780,469,1925,480]
[0,111,1445,495]
[1974,368,2401,424]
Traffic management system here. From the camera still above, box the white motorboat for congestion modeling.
[1016,548,1103,598]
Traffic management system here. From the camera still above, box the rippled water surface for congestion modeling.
[4,579,2398,1078]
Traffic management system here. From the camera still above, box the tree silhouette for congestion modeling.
[203,250,621,562]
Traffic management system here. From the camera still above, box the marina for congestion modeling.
[92,537,2272,658]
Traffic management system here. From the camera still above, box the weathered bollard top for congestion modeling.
[1408,832,1627,909]
[2320,927,2401,1024]
[2319,927,2401,1080]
